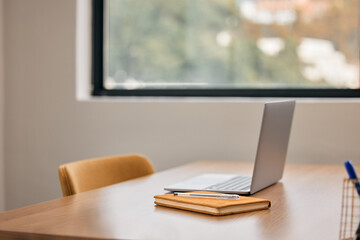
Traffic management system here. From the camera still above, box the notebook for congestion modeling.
[164,100,295,195]
[154,191,271,216]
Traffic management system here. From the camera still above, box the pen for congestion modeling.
[174,192,240,200]
[344,160,360,196]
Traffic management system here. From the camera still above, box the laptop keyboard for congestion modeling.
[206,175,252,191]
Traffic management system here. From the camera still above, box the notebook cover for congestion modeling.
[154,191,271,216]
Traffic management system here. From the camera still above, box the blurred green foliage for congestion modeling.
[104,0,358,89]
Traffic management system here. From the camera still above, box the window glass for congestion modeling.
[103,0,359,91]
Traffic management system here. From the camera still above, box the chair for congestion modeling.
[58,154,154,197]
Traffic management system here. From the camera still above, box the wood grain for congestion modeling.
[0,162,351,240]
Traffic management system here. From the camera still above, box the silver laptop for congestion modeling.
[164,100,296,195]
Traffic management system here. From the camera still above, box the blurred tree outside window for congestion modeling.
[102,0,359,93]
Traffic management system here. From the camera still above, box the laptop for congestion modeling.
[164,100,296,195]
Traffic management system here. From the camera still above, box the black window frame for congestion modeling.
[92,0,360,98]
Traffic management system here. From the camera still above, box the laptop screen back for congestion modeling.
[250,101,295,194]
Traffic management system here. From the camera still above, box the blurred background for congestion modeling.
[104,0,359,90]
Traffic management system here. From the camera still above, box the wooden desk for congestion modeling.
[0,162,351,240]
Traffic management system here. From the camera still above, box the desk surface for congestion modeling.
[0,161,350,240]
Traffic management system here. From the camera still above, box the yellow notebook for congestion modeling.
[154,191,271,216]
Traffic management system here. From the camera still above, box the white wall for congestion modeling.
[3,0,360,210]
[0,0,5,212]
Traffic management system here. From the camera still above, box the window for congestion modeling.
[92,0,360,97]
